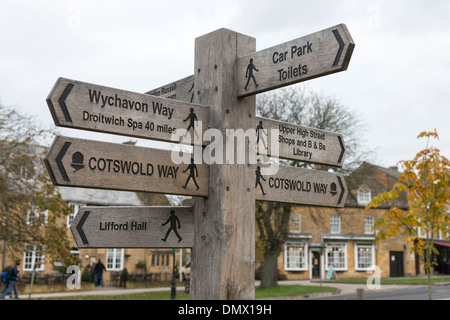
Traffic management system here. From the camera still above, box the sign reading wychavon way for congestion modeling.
[47,77,210,145]
[254,164,348,207]
[236,24,355,98]
[44,136,208,197]
[71,206,194,248]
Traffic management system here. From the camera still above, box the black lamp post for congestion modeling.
[171,248,176,300]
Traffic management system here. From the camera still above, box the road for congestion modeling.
[312,284,450,300]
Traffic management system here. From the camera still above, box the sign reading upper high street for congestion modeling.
[255,117,346,167]
[47,77,209,145]
[44,136,209,197]
[236,24,355,98]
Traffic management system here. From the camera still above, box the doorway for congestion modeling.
[311,251,321,279]
[389,251,404,277]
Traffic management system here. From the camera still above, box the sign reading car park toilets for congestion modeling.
[236,24,354,98]
[45,23,354,300]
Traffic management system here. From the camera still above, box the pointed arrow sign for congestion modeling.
[254,117,346,167]
[254,164,348,207]
[237,24,355,98]
[70,206,194,248]
[44,135,209,197]
[46,77,210,145]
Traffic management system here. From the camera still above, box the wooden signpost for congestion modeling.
[255,117,346,166]
[254,165,347,207]
[44,136,209,197]
[236,24,355,98]
[45,24,355,300]
[71,206,194,248]
[47,77,209,145]
[146,75,195,103]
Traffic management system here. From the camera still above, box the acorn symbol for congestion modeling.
[330,182,337,196]
[71,152,84,172]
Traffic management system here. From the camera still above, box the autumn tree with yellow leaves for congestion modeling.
[367,130,450,300]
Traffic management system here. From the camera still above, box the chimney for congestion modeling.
[389,165,398,172]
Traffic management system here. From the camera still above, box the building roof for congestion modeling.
[58,187,144,206]
[344,162,409,209]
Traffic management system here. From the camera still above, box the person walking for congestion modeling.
[0,260,20,299]
[94,259,107,287]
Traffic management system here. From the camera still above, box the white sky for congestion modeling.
[1,0,449,168]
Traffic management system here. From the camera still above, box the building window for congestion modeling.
[365,216,375,234]
[23,245,45,271]
[151,253,170,267]
[67,203,85,228]
[358,189,371,206]
[289,212,301,233]
[284,242,308,271]
[27,206,48,226]
[106,249,124,271]
[355,244,375,271]
[325,243,347,271]
[330,215,341,234]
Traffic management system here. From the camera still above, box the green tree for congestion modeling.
[255,87,369,288]
[367,130,450,300]
[0,102,78,270]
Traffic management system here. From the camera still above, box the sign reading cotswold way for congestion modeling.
[71,206,194,248]
[47,77,210,145]
[236,24,355,98]
[44,136,208,197]
[254,165,347,207]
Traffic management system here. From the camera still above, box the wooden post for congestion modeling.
[190,29,256,299]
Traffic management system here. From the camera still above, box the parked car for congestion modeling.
[181,262,190,280]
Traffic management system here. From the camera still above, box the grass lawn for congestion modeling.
[34,285,338,300]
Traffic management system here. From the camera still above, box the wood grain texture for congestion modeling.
[44,136,209,197]
[47,77,209,145]
[190,29,256,300]
[71,206,194,248]
[255,116,346,166]
[237,24,355,98]
[254,164,348,207]
[146,75,195,103]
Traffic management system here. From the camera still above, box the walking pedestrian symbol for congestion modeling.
[183,108,199,139]
[161,210,182,243]
[183,158,200,191]
[256,120,268,150]
[255,166,266,196]
[245,58,259,91]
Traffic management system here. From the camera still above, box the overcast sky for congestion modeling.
[1,0,449,169]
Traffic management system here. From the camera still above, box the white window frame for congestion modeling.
[26,207,48,226]
[365,215,375,234]
[284,242,308,271]
[330,214,341,234]
[325,243,347,271]
[106,248,124,271]
[354,243,375,271]
[23,245,45,272]
[358,189,372,206]
[67,203,85,228]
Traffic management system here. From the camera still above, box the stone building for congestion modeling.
[278,162,449,280]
